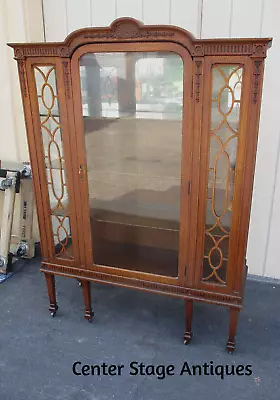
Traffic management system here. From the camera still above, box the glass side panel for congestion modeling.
[202,65,243,284]
[79,51,184,277]
[33,66,73,259]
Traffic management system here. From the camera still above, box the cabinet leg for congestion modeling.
[81,280,94,322]
[184,300,193,345]
[44,273,58,317]
[226,308,239,353]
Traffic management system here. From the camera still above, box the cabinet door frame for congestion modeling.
[25,57,81,267]
[193,55,252,294]
[70,41,194,286]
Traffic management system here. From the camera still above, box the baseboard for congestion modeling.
[248,273,280,285]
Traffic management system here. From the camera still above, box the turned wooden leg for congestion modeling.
[81,280,94,322]
[226,308,239,353]
[184,299,193,344]
[44,273,58,317]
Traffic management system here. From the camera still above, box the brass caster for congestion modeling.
[184,332,193,345]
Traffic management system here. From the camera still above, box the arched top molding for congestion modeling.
[8,17,272,60]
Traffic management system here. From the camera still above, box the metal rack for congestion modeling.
[0,161,35,274]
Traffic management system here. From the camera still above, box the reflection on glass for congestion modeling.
[202,65,243,284]
[80,51,184,277]
[34,65,73,259]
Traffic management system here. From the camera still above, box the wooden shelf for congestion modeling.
[93,238,178,277]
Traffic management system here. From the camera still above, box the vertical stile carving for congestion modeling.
[195,61,202,103]
[252,60,262,104]
[62,61,71,99]
[18,60,27,97]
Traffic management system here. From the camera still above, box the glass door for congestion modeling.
[72,43,192,282]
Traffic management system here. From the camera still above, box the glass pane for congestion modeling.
[80,51,184,277]
[202,65,243,284]
[34,66,73,259]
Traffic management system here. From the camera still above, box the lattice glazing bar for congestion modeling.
[33,65,73,259]
[202,65,243,284]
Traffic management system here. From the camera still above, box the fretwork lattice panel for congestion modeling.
[33,65,73,259]
[202,64,243,284]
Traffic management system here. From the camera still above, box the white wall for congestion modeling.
[1,0,279,278]
[0,0,44,241]
[0,0,44,163]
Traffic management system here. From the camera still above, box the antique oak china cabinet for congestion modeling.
[9,18,272,352]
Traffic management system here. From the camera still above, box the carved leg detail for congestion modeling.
[226,308,239,353]
[44,273,58,317]
[81,280,94,322]
[184,300,193,345]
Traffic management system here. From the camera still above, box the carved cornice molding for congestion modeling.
[252,43,267,57]
[192,42,270,57]
[8,18,272,60]
[193,45,204,56]
[83,22,175,40]
[41,263,242,308]
[67,18,184,55]
[13,45,70,60]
